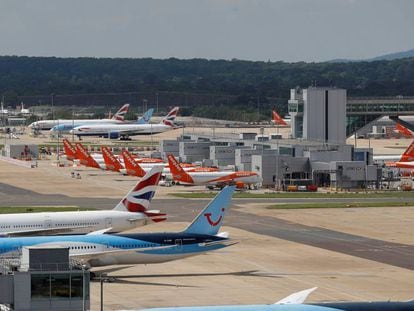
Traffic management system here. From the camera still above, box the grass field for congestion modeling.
[170,191,414,199]
[266,201,414,209]
[0,206,95,214]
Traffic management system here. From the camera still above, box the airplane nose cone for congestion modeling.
[69,129,74,134]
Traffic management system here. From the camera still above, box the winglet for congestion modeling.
[137,108,154,124]
[63,139,77,161]
[101,146,123,172]
[275,287,318,305]
[167,154,194,184]
[111,103,130,121]
[122,150,147,177]
[182,186,235,236]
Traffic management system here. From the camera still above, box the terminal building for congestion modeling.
[160,87,380,189]
[0,247,90,311]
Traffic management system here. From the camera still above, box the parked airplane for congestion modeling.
[28,103,130,130]
[51,108,154,133]
[272,110,288,126]
[121,150,218,178]
[141,287,414,311]
[394,123,414,138]
[62,139,164,166]
[0,186,236,268]
[70,107,180,139]
[0,167,165,237]
[167,154,262,188]
[373,140,414,163]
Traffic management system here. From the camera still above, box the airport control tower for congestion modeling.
[288,87,346,144]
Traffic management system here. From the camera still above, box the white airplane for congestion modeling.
[0,166,166,237]
[373,140,414,163]
[28,103,130,130]
[167,154,262,188]
[0,186,236,268]
[70,107,180,139]
[50,108,154,133]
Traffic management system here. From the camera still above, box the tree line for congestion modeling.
[1,55,414,120]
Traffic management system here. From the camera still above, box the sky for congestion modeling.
[0,0,413,62]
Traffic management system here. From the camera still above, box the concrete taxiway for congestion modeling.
[0,149,413,310]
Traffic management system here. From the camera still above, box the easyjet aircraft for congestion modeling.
[167,154,261,188]
[121,150,218,178]
[395,123,414,138]
[272,110,288,126]
[63,139,163,167]
[373,140,414,164]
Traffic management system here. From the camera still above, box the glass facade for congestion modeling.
[31,272,88,300]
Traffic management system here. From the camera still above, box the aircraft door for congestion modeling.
[105,218,112,228]
[44,216,52,229]
[175,239,182,250]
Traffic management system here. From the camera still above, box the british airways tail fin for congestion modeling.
[113,166,163,214]
[136,108,154,124]
[161,107,179,127]
[182,186,235,236]
[111,103,130,121]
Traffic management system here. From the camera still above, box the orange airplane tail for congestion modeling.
[395,123,414,138]
[400,140,414,162]
[167,154,194,184]
[101,146,123,172]
[75,143,101,169]
[272,110,287,126]
[62,139,77,161]
[122,150,147,177]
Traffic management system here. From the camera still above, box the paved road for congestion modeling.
[1,183,414,270]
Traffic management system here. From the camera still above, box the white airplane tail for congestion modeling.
[161,107,179,127]
[111,103,130,121]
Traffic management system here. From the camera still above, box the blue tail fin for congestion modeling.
[136,108,154,124]
[182,186,235,236]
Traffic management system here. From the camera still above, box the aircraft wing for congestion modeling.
[275,287,318,304]
[71,245,176,262]
[1,225,95,237]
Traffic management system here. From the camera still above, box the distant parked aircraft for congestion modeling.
[70,107,179,139]
[272,110,288,126]
[167,154,261,188]
[29,103,130,130]
[373,140,414,163]
[394,123,414,138]
[0,166,165,237]
[0,186,236,268]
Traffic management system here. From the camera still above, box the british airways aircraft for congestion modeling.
[0,186,236,268]
[70,107,179,139]
[29,103,131,130]
[50,108,154,134]
[0,166,166,237]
